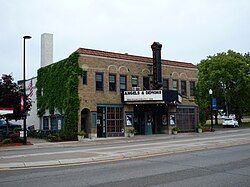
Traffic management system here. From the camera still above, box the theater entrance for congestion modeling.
[133,104,166,135]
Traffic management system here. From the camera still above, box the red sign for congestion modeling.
[0,107,14,115]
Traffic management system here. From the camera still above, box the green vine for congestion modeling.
[36,52,82,140]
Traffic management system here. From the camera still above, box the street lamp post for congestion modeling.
[209,89,214,132]
[23,35,32,145]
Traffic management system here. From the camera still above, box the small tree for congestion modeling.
[0,74,32,125]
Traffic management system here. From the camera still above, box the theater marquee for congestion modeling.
[123,90,163,102]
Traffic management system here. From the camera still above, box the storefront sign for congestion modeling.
[124,90,163,102]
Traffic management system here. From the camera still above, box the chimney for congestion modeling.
[41,33,53,67]
[151,42,163,89]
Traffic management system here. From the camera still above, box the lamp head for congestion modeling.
[23,36,32,39]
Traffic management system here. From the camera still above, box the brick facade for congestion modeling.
[77,48,198,138]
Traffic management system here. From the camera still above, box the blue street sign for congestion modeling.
[212,98,217,110]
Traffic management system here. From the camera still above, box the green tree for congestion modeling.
[196,50,250,123]
[0,74,31,121]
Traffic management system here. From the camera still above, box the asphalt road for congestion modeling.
[0,144,249,187]
[0,128,250,169]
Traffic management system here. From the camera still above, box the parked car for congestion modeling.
[219,115,227,119]
[222,118,239,128]
[0,119,21,130]
[229,114,236,119]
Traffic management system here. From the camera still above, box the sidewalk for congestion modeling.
[0,128,249,170]
[25,128,249,149]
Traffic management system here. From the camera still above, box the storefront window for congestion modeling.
[43,116,49,130]
[176,107,196,131]
[50,115,64,132]
[106,107,124,137]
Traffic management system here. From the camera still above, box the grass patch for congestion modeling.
[241,122,250,128]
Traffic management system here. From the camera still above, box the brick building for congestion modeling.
[74,43,198,138]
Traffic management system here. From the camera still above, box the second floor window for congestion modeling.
[120,75,127,92]
[96,72,103,91]
[190,81,195,96]
[82,71,87,85]
[131,76,139,87]
[109,74,116,91]
[181,80,187,96]
[163,79,169,90]
[143,77,150,90]
[172,80,178,91]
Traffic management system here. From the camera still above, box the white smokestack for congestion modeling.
[41,33,53,67]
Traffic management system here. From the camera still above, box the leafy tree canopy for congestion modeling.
[196,50,250,122]
[0,74,31,120]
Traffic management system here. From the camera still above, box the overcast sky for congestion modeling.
[1,0,249,81]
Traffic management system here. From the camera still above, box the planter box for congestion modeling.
[77,135,85,141]
[198,128,203,133]
[128,133,134,138]
[173,131,178,135]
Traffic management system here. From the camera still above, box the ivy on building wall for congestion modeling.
[36,52,82,140]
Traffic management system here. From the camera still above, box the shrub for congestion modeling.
[2,138,11,144]
[126,127,135,134]
[59,130,67,140]
[10,133,22,143]
[13,127,22,133]
[197,124,204,129]
[172,127,180,132]
[47,134,59,142]
[77,131,87,137]
[27,130,38,138]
